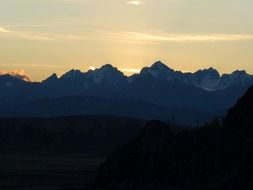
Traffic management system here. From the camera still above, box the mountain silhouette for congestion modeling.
[225,85,253,128]
[93,85,253,190]
[0,61,253,125]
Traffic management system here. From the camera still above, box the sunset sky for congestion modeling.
[0,0,253,81]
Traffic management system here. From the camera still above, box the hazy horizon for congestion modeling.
[1,0,253,81]
[2,60,253,82]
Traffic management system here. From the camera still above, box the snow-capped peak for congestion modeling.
[190,68,222,91]
[194,67,220,79]
[87,64,125,84]
[218,70,253,88]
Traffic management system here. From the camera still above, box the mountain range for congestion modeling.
[1,61,253,125]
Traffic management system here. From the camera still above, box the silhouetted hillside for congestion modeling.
[225,85,253,128]
[93,86,253,190]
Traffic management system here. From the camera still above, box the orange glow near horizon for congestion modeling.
[0,0,253,81]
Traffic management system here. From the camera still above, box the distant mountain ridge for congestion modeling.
[0,61,252,124]
[1,61,252,92]
[41,61,253,92]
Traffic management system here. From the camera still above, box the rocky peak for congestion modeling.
[60,69,83,80]
[43,73,58,84]
[194,67,220,79]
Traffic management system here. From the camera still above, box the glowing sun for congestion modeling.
[127,1,142,6]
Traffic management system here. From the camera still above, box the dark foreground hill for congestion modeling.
[0,115,145,156]
[0,116,146,189]
[93,86,253,190]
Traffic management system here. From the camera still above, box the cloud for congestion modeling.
[15,32,55,41]
[0,27,10,33]
[121,32,253,43]
[0,26,55,42]
[94,31,253,43]
[0,70,31,82]
[64,30,253,44]
[2,24,253,44]
[0,63,69,69]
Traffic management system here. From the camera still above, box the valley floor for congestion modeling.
[0,154,104,190]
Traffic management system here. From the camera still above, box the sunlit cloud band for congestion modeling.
[0,26,55,41]
[1,25,253,43]
[112,32,253,43]
[0,27,10,33]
